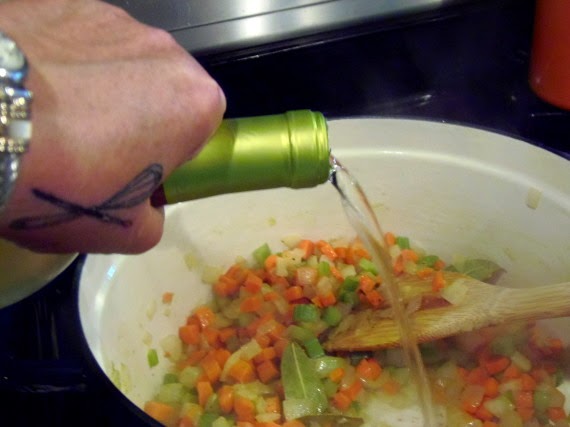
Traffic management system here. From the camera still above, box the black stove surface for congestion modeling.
[1,0,568,426]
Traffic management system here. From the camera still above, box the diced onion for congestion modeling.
[441,279,469,305]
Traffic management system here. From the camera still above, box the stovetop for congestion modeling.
[1,0,568,426]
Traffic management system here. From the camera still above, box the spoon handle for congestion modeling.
[495,282,570,324]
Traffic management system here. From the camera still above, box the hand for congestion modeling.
[0,0,226,254]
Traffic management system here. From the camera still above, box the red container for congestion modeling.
[529,0,570,110]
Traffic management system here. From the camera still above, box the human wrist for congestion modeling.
[0,25,33,215]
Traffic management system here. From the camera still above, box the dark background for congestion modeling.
[1,0,568,425]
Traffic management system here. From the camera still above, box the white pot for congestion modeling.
[78,118,570,425]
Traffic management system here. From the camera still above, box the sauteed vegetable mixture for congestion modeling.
[144,233,569,427]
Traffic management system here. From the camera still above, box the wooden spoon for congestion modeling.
[324,272,570,352]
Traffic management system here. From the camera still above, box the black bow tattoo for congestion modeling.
[10,163,163,230]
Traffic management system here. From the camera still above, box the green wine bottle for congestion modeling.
[151,110,331,206]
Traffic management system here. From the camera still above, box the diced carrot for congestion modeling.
[297,239,315,259]
[196,381,213,407]
[240,295,263,313]
[432,270,446,292]
[502,364,522,381]
[255,334,272,349]
[483,377,499,398]
[466,367,488,385]
[202,327,221,348]
[316,292,337,308]
[226,264,249,284]
[144,401,177,426]
[334,246,348,262]
[184,349,208,366]
[219,327,237,344]
[243,273,264,293]
[393,255,404,275]
[330,265,344,282]
[264,254,278,272]
[332,391,353,411]
[194,305,216,328]
[343,380,363,400]
[213,348,232,368]
[229,359,256,383]
[401,249,419,262]
[162,292,174,304]
[254,347,277,364]
[520,373,537,391]
[257,360,280,384]
[236,422,255,427]
[356,358,382,381]
[178,416,195,427]
[364,289,383,308]
[358,275,376,293]
[474,400,495,421]
[316,240,338,261]
[384,232,396,246]
[433,259,446,270]
[200,356,222,383]
[547,407,567,421]
[273,338,289,358]
[234,396,256,422]
[416,267,434,279]
[283,286,304,302]
[179,324,201,345]
[214,275,240,297]
[218,385,234,413]
[263,291,279,302]
[483,355,510,375]
[329,367,345,383]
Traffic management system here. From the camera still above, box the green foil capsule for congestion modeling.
[151,110,330,206]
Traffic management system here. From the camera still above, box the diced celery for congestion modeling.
[534,384,564,414]
[312,356,346,378]
[293,304,320,323]
[211,416,233,427]
[510,351,531,372]
[179,365,203,388]
[490,335,517,356]
[198,412,220,427]
[303,337,325,358]
[419,255,439,268]
[358,258,378,275]
[163,372,179,384]
[205,393,220,413]
[339,290,359,306]
[318,261,331,276]
[396,236,410,249]
[322,306,342,326]
[322,378,340,397]
[252,243,272,267]
[286,324,316,342]
[157,382,186,405]
[147,348,159,368]
[341,276,360,292]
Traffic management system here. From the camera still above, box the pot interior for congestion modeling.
[78,118,570,421]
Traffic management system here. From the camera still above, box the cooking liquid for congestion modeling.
[329,156,437,426]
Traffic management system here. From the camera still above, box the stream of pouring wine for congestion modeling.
[329,155,437,426]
